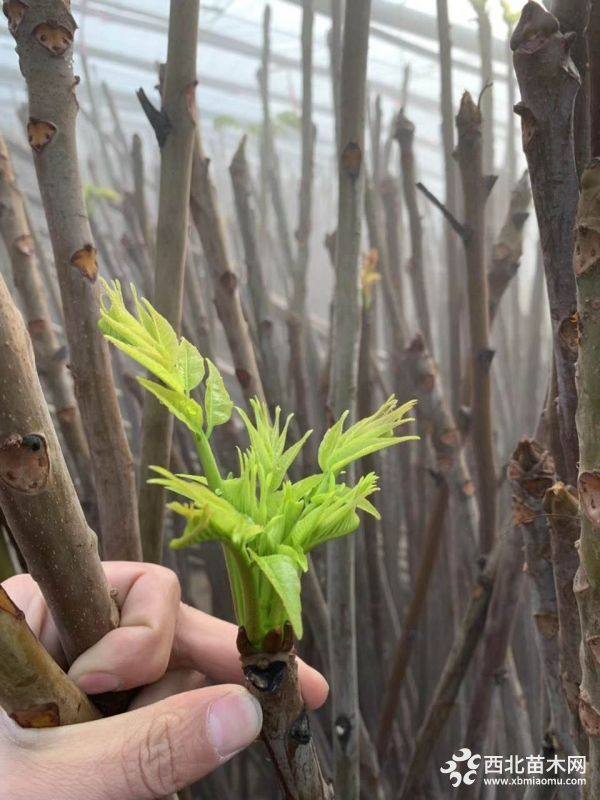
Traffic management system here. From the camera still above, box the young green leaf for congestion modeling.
[319,397,418,474]
[237,400,312,490]
[204,359,234,436]
[249,551,303,639]
[177,339,205,395]
[103,335,183,392]
[151,466,262,547]
[138,379,204,435]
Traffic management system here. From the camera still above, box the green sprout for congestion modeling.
[99,280,418,650]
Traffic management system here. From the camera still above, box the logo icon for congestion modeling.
[440,748,482,787]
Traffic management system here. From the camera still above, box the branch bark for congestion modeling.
[455,91,497,554]
[398,532,503,799]
[327,0,372,796]
[509,439,579,781]
[393,109,432,347]
[589,0,600,157]
[376,477,449,762]
[0,133,93,508]
[511,1,580,485]
[572,158,600,791]
[0,272,119,665]
[238,627,333,800]
[289,0,318,460]
[435,0,462,411]
[137,0,199,563]
[8,0,141,560]
[0,585,99,726]
[551,0,590,177]
[543,481,585,752]
[458,484,526,795]
[229,136,284,409]
[190,133,265,406]
[488,169,531,323]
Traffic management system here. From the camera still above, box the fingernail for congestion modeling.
[207,689,263,759]
[73,672,122,695]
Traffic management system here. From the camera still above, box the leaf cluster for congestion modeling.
[100,281,417,649]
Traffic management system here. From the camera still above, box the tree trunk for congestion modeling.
[8,0,141,560]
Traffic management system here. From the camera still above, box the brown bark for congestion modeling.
[511,1,580,485]
[572,158,600,790]
[455,91,497,554]
[435,0,462,412]
[509,440,579,764]
[488,169,531,323]
[376,477,449,762]
[0,585,99,726]
[589,0,600,157]
[328,0,343,157]
[229,136,284,409]
[393,109,432,347]
[327,1,372,796]
[404,335,477,546]
[131,132,155,264]
[397,531,503,799]
[551,0,590,177]
[0,134,93,507]
[458,497,525,787]
[136,0,199,564]
[289,0,318,461]
[355,283,394,732]
[239,628,333,800]
[8,0,141,561]
[190,133,265,406]
[379,175,406,315]
[543,482,585,751]
[0,272,119,665]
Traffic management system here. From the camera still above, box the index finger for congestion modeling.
[68,561,181,693]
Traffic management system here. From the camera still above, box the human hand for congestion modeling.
[0,561,329,799]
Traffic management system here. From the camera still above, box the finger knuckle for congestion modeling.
[123,711,183,797]
[155,566,181,603]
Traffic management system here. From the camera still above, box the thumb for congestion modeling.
[18,685,262,800]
